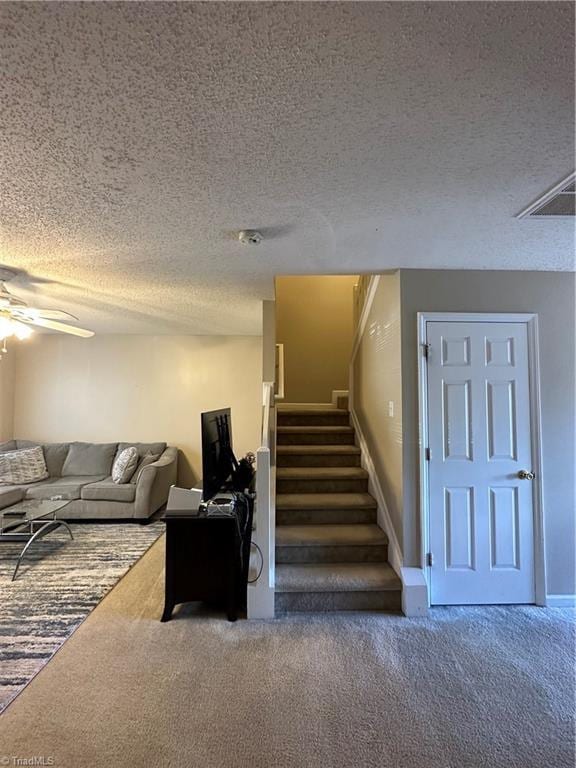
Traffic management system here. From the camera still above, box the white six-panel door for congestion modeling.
[426,321,535,604]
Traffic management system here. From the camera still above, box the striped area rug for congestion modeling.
[0,521,164,713]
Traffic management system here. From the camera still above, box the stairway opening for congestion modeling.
[273,276,401,613]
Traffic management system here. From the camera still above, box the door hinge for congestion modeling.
[427,552,434,567]
[425,447,431,461]
[422,343,430,359]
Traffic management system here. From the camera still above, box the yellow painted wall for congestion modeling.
[275,276,357,403]
[13,334,262,487]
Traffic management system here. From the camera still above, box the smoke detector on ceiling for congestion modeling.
[517,172,576,218]
[238,230,263,245]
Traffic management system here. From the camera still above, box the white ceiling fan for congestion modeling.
[0,273,94,355]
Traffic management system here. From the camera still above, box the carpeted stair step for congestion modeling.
[276,492,377,525]
[275,563,401,612]
[277,444,361,468]
[276,524,388,563]
[276,466,369,494]
[277,426,355,445]
[277,409,350,427]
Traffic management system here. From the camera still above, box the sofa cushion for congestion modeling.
[117,442,166,459]
[53,500,137,520]
[81,478,136,503]
[17,442,72,478]
[0,487,24,510]
[0,446,49,485]
[24,475,107,501]
[62,443,117,476]
[15,440,38,449]
[42,444,70,477]
[0,441,17,453]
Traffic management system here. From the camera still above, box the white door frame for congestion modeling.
[417,312,547,606]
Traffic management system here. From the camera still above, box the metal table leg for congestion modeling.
[12,519,74,581]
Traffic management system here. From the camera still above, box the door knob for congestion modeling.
[518,469,535,480]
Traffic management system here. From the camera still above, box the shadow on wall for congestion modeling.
[177,451,199,489]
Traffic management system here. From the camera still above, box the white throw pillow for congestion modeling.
[112,446,139,484]
[0,446,49,485]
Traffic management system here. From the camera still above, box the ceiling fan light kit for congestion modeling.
[0,316,33,359]
[0,317,33,340]
[0,279,94,360]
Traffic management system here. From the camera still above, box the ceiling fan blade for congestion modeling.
[0,284,27,308]
[16,308,80,322]
[22,317,95,338]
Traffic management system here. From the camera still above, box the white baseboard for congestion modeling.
[278,394,349,410]
[349,408,402,576]
[401,567,429,617]
[545,594,576,608]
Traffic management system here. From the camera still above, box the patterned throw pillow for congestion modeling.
[111,446,139,484]
[0,446,49,485]
[130,452,161,484]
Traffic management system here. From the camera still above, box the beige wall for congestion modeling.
[13,335,263,488]
[0,352,15,441]
[400,270,576,596]
[276,276,357,403]
[352,274,404,552]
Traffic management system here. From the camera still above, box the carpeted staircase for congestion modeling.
[275,403,401,612]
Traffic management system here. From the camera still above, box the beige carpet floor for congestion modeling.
[0,536,574,768]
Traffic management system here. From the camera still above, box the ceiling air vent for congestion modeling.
[517,172,576,219]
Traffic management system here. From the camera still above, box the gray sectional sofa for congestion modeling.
[0,440,178,521]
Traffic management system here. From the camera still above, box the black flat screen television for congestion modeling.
[201,408,236,502]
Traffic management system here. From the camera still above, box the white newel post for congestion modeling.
[247,383,276,618]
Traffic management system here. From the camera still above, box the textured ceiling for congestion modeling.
[0,1,574,334]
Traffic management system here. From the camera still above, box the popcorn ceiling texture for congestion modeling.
[0,2,574,334]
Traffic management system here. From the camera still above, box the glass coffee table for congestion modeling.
[0,499,74,581]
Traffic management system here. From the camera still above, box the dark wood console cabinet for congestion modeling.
[160,495,253,622]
